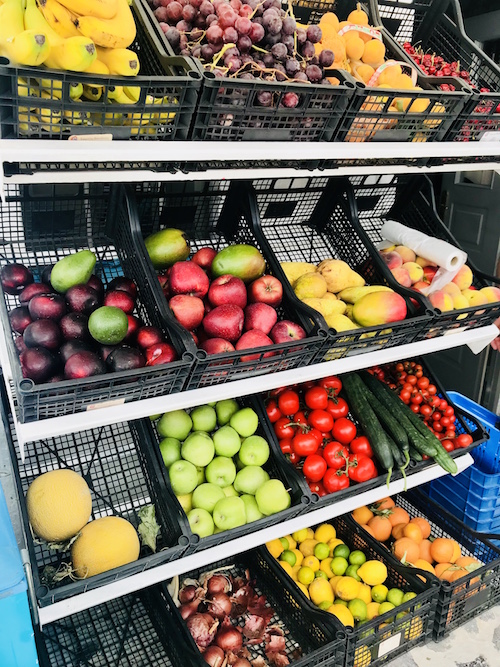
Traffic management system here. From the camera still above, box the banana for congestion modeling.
[76,0,135,49]
[44,35,96,71]
[95,46,139,75]
[82,83,102,100]
[106,84,133,104]
[18,111,40,134]
[69,81,83,99]
[0,0,49,65]
[25,0,64,46]
[0,0,24,43]
[123,85,139,102]
[152,96,177,123]
[84,58,109,75]
[91,110,123,125]
[63,105,89,124]
[57,0,117,19]
[38,0,80,38]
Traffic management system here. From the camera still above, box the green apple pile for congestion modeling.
[153,400,292,538]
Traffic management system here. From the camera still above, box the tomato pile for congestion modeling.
[266,377,378,497]
[370,360,473,454]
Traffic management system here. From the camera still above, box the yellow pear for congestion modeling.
[280,262,317,286]
[317,259,365,293]
[302,297,347,317]
[325,313,360,332]
[337,285,392,304]
[294,272,328,299]
[322,292,337,302]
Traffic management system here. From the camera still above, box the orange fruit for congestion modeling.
[391,523,407,540]
[430,538,455,564]
[419,540,433,564]
[392,537,419,564]
[319,12,340,31]
[403,523,423,544]
[373,497,395,511]
[367,515,392,542]
[451,541,461,564]
[352,506,373,525]
[388,507,410,527]
[449,569,467,582]
[434,562,453,578]
[414,559,435,576]
[409,517,431,539]
[455,556,480,568]
[362,524,375,538]
[348,5,369,25]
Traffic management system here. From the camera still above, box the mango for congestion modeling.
[144,228,190,270]
[337,285,392,304]
[294,272,327,299]
[429,291,454,312]
[302,297,346,318]
[50,249,96,293]
[452,294,469,310]
[280,262,317,285]
[480,286,500,303]
[462,288,488,307]
[323,292,338,302]
[352,292,407,326]
[211,245,266,283]
[317,259,364,293]
[452,265,473,291]
[391,267,411,288]
[325,313,360,332]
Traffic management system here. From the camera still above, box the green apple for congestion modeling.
[241,494,264,523]
[215,399,239,426]
[158,410,192,440]
[190,405,217,432]
[230,407,259,437]
[222,485,238,497]
[233,466,270,495]
[169,460,198,495]
[176,493,192,513]
[196,466,205,485]
[239,435,270,467]
[181,431,215,467]
[213,496,246,530]
[159,437,181,468]
[149,413,162,421]
[192,483,225,513]
[255,479,291,516]
[205,456,236,488]
[214,526,225,534]
[187,508,214,538]
[213,425,241,458]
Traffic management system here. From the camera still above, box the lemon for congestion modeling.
[328,604,355,627]
[309,578,334,607]
[279,561,295,578]
[387,588,404,606]
[366,601,380,620]
[314,542,330,561]
[403,591,417,603]
[315,523,336,543]
[371,584,388,602]
[284,534,297,550]
[357,583,372,605]
[296,581,310,598]
[336,577,360,601]
[266,538,284,559]
[320,557,334,579]
[303,555,320,572]
[292,549,304,567]
[299,539,319,557]
[329,575,342,595]
[379,601,395,621]
[357,560,388,586]
[328,538,344,555]
[292,528,309,543]
[292,563,302,577]
[354,645,371,667]
[280,550,296,567]
[348,598,368,622]
[297,566,315,585]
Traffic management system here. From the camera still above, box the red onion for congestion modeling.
[203,646,225,667]
[233,660,251,667]
[207,574,231,595]
[186,613,218,649]
[180,600,200,620]
[208,592,232,620]
[215,626,243,652]
[179,584,197,604]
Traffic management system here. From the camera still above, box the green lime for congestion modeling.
[315,570,328,580]
[378,601,395,621]
[314,542,330,561]
[318,600,332,610]
[280,537,289,550]
[371,585,388,603]
[349,550,367,566]
[334,599,348,607]
[345,564,361,581]
[348,598,368,622]
[387,588,404,607]
[331,557,349,576]
[396,611,408,620]
[402,591,417,603]
[88,306,128,345]
[280,550,296,567]
[297,566,315,586]
[333,544,350,560]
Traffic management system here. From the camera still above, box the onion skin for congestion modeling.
[207,574,231,595]
[232,660,252,667]
[203,646,225,667]
[180,600,201,620]
[215,626,243,653]
[186,613,218,650]
[179,584,197,604]
[208,592,232,620]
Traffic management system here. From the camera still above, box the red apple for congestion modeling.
[145,342,177,366]
[201,338,235,355]
[169,261,209,298]
[208,274,247,309]
[192,247,217,272]
[270,320,306,343]
[423,266,438,283]
[107,277,137,299]
[236,329,275,361]
[136,326,164,350]
[202,304,244,342]
[158,272,169,291]
[190,331,199,346]
[104,290,135,314]
[244,303,278,334]
[169,295,205,330]
[248,275,283,307]
[124,315,141,343]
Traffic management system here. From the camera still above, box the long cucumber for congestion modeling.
[361,379,409,453]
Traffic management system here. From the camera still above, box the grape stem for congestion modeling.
[208,42,236,70]
[249,0,265,19]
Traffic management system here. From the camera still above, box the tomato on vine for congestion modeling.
[278,390,300,416]
[332,417,357,445]
[308,409,334,432]
[323,468,350,493]
[304,386,328,410]
[303,454,327,482]
[323,441,348,469]
[326,397,349,420]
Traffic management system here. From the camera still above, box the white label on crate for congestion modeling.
[443,326,468,336]
[68,134,114,141]
[480,132,500,142]
[87,398,125,411]
[377,632,403,658]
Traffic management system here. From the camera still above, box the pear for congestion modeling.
[50,250,96,294]
[317,259,365,293]
[325,313,360,332]
[302,297,346,317]
[294,272,327,299]
[280,262,317,286]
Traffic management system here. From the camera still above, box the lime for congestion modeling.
[334,544,350,560]
[348,598,368,622]
[292,528,309,543]
[349,550,367,566]
[315,570,328,580]
[280,537,289,550]
[334,598,348,607]
[297,566,315,586]
[387,588,404,607]
[280,550,296,567]
[379,601,395,618]
[318,600,332,610]
[402,591,417,603]
[314,542,330,561]
[88,306,128,345]
[331,556,349,576]
[396,611,408,620]
[345,564,361,581]
[371,584,389,603]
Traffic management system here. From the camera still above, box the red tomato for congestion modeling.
[289,452,301,465]
[304,386,328,410]
[411,394,423,405]
[308,409,334,432]
[309,427,325,445]
[323,468,350,493]
[420,405,433,419]
[292,431,319,457]
[440,416,450,428]
[434,422,443,432]
[439,399,448,411]
[417,377,429,390]
[326,397,349,420]
[456,433,473,449]
[308,481,327,497]
[350,436,374,458]
[410,404,420,414]
[323,441,349,469]
[293,410,309,426]
[427,384,437,395]
[406,375,417,386]
[444,406,455,417]
[279,438,293,455]
[274,417,295,440]
[432,412,441,422]
[348,454,378,483]
[332,418,357,445]
[303,454,327,482]
[318,376,342,396]
[430,396,441,408]
[266,399,282,423]
[400,390,411,404]
[278,390,300,416]
[441,439,455,452]
[269,386,287,397]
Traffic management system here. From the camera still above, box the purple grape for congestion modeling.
[194,14,206,27]
[237,35,252,52]
[319,49,334,67]
[235,16,252,34]
[296,28,306,45]
[200,0,214,15]
[224,46,239,58]
[294,70,308,82]
[306,64,322,82]
[266,33,281,46]
[201,43,215,60]
[154,6,168,21]
[206,13,217,25]
[285,58,300,75]
[180,47,190,55]
[282,34,294,53]
[240,71,254,79]
[263,0,280,8]
[165,27,180,47]
[179,34,188,48]
[264,15,282,35]
[223,26,238,42]
[262,7,279,18]
[182,3,196,21]
[225,56,241,72]
[271,42,287,61]
[282,16,296,35]
[257,91,273,106]
[301,40,315,59]
[249,22,265,43]
[240,53,253,64]
[192,45,201,57]
[166,0,182,20]
[206,24,223,43]
[262,52,274,67]
[191,27,204,40]
[282,92,299,108]
[306,25,322,44]
[274,63,286,80]
[191,0,202,6]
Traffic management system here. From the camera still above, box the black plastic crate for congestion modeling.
[250,176,433,360]
[0,183,193,422]
[350,173,500,336]
[148,395,311,554]
[130,180,331,390]
[0,0,201,140]
[153,549,346,667]
[371,0,500,144]
[261,513,438,667]
[253,354,486,509]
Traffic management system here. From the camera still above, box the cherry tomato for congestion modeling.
[400,390,411,404]
[308,481,327,497]
[430,396,441,408]
[410,404,420,413]
[407,376,418,386]
[456,433,473,449]
[308,409,334,432]
[293,410,309,426]
[323,441,349,469]
[269,386,287,397]
[440,416,450,428]
[348,454,378,483]
[441,439,455,452]
[444,430,456,439]
[444,406,455,417]
[292,431,319,457]
[420,404,433,419]
[266,399,282,423]
[417,377,429,390]
[289,452,301,465]
[318,376,342,396]
[274,417,295,440]
[332,418,357,445]
[278,390,300,416]
[434,422,443,432]
[279,438,293,455]
[323,468,350,493]
[427,384,437,395]
[432,412,441,422]
[403,383,414,393]
[326,397,349,420]
[303,454,327,482]
[439,399,448,411]
[350,436,374,458]
[305,386,328,410]
[411,394,423,405]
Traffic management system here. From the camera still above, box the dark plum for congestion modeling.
[106,346,146,372]
[20,348,58,384]
[24,320,62,351]
[19,283,53,304]
[14,336,27,355]
[87,275,104,300]
[64,351,106,379]
[59,313,89,341]
[1,264,34,295]
[104,290,135,314]
[136,325,164,350]
[66,285,100,315]
[47,374,65,383]
[59,340,93,365]
[9,306,32,334]
[106,276,137,299]
[41,265,52,285]
[28,294,66,321]
[124,314,142,343]
[99,345,117,362]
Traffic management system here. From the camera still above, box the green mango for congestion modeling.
[50,250,96,294]
[211,245,266,283]
[144,228,190,270]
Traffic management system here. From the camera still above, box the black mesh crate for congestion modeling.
[148,395,311,554]
[130,180,331,391]
[249,176,433,360]
[152,549,346,667]
[370,0,500,145]
[261,513,438,667]
[252,354,486,509]
[350,173,500,337]
[0,183,194,422]
[2,384,191,606]
[0,0,201,141]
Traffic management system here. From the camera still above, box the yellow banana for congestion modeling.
[152,96,177,123]
[76,0,135,49]
[0,0,24,42]
[82,83,102,100]
[91,110,123,125]
[44,35,96,71]
[106,84,133,104]
[127,124,155,136]
[95,46,139,75]
[84,58,109,75]
[38,0,80,38]
[0,0,49,65]
[24,0,64,46]
[57,0,117,19]
[69,81,83,99]
[123,84,140,102]
[19,111,40,134]
[63,105,89,124]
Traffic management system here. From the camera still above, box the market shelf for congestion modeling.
[35,450,473,627]
[2,324,496,457]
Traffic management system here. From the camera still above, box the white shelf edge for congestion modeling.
[37,452,473,627]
